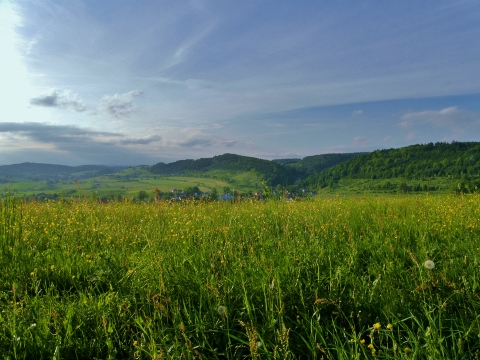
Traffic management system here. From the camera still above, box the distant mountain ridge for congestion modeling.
[0,162,126,180]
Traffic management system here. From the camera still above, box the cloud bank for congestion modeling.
[0,122,163,146]
[0,122,113,142]
[0,122,162,165]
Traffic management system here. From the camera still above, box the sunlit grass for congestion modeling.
[0,194,479,358]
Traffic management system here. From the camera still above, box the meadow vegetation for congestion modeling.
[0,194,479,358]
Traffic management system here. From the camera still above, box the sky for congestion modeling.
[1,0,480,166]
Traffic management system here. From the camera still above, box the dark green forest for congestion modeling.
[298,141,480,192]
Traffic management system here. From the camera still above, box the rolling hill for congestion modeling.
[2,141,479,197]
[149,153,297,186]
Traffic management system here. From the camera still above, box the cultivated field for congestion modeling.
[2,167,264,201]
[0,195,479,358]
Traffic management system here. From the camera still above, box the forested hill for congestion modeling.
[273,153,364,176]
[149,153,297,186]
[300,142,480,188]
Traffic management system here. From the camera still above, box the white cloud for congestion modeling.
[352,110,364,116]
[98,90,143,118]
[400,106,480,133]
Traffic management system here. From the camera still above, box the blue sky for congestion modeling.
[1,0,479,166]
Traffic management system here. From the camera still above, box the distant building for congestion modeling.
[220,193,236,201]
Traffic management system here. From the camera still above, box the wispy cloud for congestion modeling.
[157,127,239,149]
[176,136,237,149]
[30,89,86,112]
[119,135,162,145]
[177,138,213,148]
[352,110,364,116]
[98,90,143,118]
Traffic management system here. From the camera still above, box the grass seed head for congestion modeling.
[217,305,227,317]
[424,260,435,270]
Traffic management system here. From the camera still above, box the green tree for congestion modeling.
[138,190,148,201]
[185,186,200,196]
[276,184,283,199]
[210,188,218,200]
[328,179,335,190]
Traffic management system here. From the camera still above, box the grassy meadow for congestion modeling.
[0,194,479,358]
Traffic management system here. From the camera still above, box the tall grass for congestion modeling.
[0,195,479,358]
